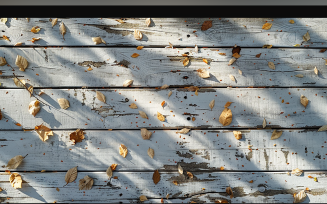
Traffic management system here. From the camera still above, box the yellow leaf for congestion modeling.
[233,131,242,140]
[183,57,189,66]
[28,85,33,97]
[228,58,236,65]
[139,111,148,119]
[293,44,301,47]
[35,124,53,142]
[157,112,165,122]
[262,23,272,30]
[249,180,253,183]
[224,101,233,108]
[203,58,209,64]
[116,19,125,24]
[219,108,232,126]
[263,118,267,128]
[229,75,235,82]
[111,164,118,171]
[136,46,144,50]
[262,44,272,49]
[160,84,169,89]
[52,18,58,27]
[145,18,151,27]
[314,177,318,182]
[314,67,318,75]
[0,57,7,66]
[3,35,10,41]
[41,170,46,172]
[303,31,310,42]
[28,100,40,117]
[220,166,224,170]
[232,53,241,59]
[119,144,128,158]
[291,168,303,176]
[134,29,143,40]
[218,53,226,56]
[9,173,22,189]
[195,89,198,96]
[289,19,295,24]
[106,166,113,179]
[31,26,41,33]
[131,53,140,58]
[178,164,183,174]
[173,181,178,185]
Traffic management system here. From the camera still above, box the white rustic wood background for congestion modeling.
[0,18,326,203]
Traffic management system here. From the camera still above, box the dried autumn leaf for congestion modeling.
[31,26,41,33]
[16,55,28,71]
[65,166,78,185]
[256,53,262,58]
[289,19,295,24]
[177,164,183,174]
[168,90,172,98]
[28,37,41,43]
[224,101,233,108]
[92,37,106,45]
[201,20,212,31]
[29,100,40,117]
[268,62,275,70]
[13,78,26,88]
[119,144,128,158]
[139,110,148,119]
[96,91,106,103]
[147,147,154,159]
[232,45,241,54]
[140,195,148,202]
[161,84,169,89]
[173,181,178,185]
[233,131,242,140]
[300,95,309,108]
[111,164,118,171]
[238,69,242,75]
[0,57,6,66]
[123,79,133,87]
[35,124,53,142]
[294,190,307,203]
[131,53,140,58]
[157,112,165,122]
[52,18,58,27]
[176,128,190,134]
[153,170,160,184]
[134,29,142,40]
[219,108,233,126]
[263,118,267,128]
[69,129,85,145]
[262,23,272,30]
[129,103,138,109]
[59,22,66,40]
[228,58,236,66]
[145,18,151,27]
[320,49,327,53]
[57,98,70,109]
[318,125,327,132]
[303,31,310,42]
[232,53,241,59]
[291,168,303,176]
[106,166,113,179]
[9,173,22,189]
[295,74,304,78]
[6,155,26,169]
[203,58,209,64]
[226,187,233,198]
[197,68,210,78]
[183,57,189,66]
[262,44,272,49]
[141,128,152,140]
[3,35,10,41]
[14,42,23,46]
[79,175,93,190]
[136,46,144,50]
[314,67,318,75]
[229,75,235,82]
[271,130,283,140]
[209,99,215,111]
[187,172,193,178]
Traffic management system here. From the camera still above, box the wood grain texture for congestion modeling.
[0,47,327,88]
[0,171,326,203]
[0,18,326,47]
[0,129,326,171]
[0,88,326,129]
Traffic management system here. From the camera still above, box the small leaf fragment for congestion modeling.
[123,79,133,87]
[129,103,138,109]
[176,128,190,134]
[65,166,78,185]
[187,172,193,178]
[137,46,144,50]
[303,31,310,42]
[28,100,40,117]
[9,173,22,189]
[116,19,125,24]
[291,168,303,176]
[3,35,10,42]
[319,49,327,53]
[106,166,113,179]
[226,187,233,198]
[173,181,178,185]
[238,69,242,75]
[92,37,106,45]
[209,99,215,111]
[294,190,307,203]
[147,147,154,159]
[141,128,152,140]
[168,90,172,98]
[15,55,28,71]
[300,94,309,108]
[289,19,295,24]
[201,20,212,31]
[160,84,169,89]
[314,177,318,182]
[293,44,301,47]
[139,111,148,119]
[79,175,94,190]
[96,91,106,103]
[52,18,58,27]
[119,144,128,158]
[59,22,66,40]
[262,23,272,30]
[157,112,165,122]
[131,53,140,58]
[195,45,198,53]
[31,26,41,33]
[318,125,327,132]
[153,170,160,184]
[134,29,143,40]
[197,68,210,78]
[228,58,236,66]
[57,98,70,109]
[271,130,283,140]
[140,195,148,202]
[69,129,85,145]
[0,57,7,66]
[314,67,318,75]
[14,42,23,46]
[256,53,261,58]
[224,101,233,108]
[219,108,233,126]
[262,44,272,49]
[295,74,304,78]
[111,164,118,171]
[263,118,267,128]
[233,131,242,140]
[203,58,209,64]
[183,57,189,66]
[229,75,235,82]
[35,124,53,142]
[232,53,241,59]
[56,187,60,192]
[268,62,275,70]
[145,18,151,27]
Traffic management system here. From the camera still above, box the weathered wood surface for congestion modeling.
[0,88,326,130]
[1,47,327,88]
[0,171,326,203]
[0,18,326,47]
[1,130,327,171]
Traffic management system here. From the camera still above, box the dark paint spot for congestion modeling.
[183,76,189,79]
[187,117,191,120]
[187,34,190,37]
[184,96,187,99]
[125,98,129,102]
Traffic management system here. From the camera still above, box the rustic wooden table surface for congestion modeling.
[0,18,327,203]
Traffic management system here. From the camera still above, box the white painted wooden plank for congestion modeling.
[0,88,326,130]
[1,47,327,88]
[0,18,327,47]
[0,130,326,171]
[0,171,326,203]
